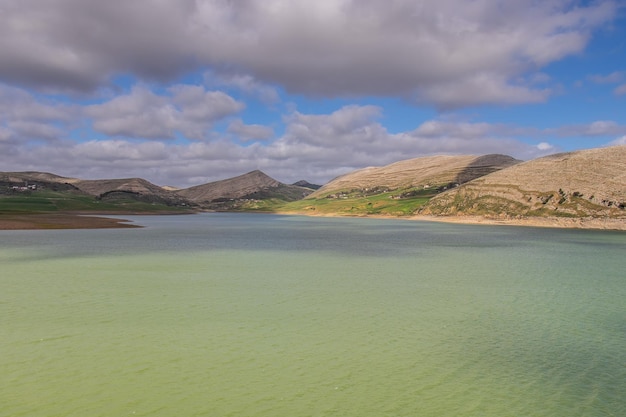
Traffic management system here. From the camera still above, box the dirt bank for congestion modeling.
[0,213,140,230]
[410,215,626,231]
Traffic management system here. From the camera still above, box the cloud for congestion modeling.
[0,83,76,143]
[227,119,274,142]
[169,85,245,122]
[614,83,626,96]
[549,120,626,137]
[206,72,280,104]
[0,0,618,107]
[0,103,555,186]
[589,71,624,84]
[86,87,179,139]
[0,126,13,142]
[85,85,244,139]
[536,142,555,152]
[607,136,626,146]
[7,121,65,141]
[282,105,385,146]
[416,74,551,109]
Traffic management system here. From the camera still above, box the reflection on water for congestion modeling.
[2,213,625,416]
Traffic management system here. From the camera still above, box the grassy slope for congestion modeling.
[0,190,194,214]
[270,187,437,216]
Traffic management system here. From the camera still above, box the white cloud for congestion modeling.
[170,85,245,122]
[0,0,618,107]
[549,120,626,137]
[206,72,280,104]
[86,85,244,139]
[0,83,76,143]
[86,87,178,139]
[7,121,65,141]
[227,119,274,142]
[0,103,558,186]
[416,73,550,109]
[607,135,626,146]
[282,105,384,147]
[536,142,555,151]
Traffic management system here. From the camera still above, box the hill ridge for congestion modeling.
[309,153,520,198]
[420,145,626,219]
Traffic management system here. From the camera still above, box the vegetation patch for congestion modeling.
[0,189,194,214]
[274,187,435,216]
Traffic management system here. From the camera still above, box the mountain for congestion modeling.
[419,146,626,219]
[176,170,314,209]
[309,154,520,198]
[1,169,315,212]
[276,154,521,217]
[0,171,83,193]
[292,180,322,190]
[4,146,625,226]
[72,177,189,206]
[0,171,78,183]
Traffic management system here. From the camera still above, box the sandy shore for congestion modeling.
[410,215,626,231]
[277,210,626,231]
[0,213,140,230]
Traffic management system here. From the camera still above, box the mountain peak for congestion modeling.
[176,170,282,203]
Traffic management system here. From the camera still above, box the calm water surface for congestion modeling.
[1,213,625,416]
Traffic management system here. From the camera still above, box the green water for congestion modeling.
[1,214,625,416]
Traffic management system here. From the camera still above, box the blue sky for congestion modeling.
[0,0,625,187]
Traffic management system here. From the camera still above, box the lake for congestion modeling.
[1,213,625,416]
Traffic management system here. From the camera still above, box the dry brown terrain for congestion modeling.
[0,213,140,230]
[309,154,520,197]
[176,170,311,204]
[72,177,168,196]
[421,145,626,220]
[412,214,626,231]
[177,170,281,203]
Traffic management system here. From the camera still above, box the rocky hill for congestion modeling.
[419,146,626,219]
[309,154,520,198]
[1,169,314,211]
[73,177,189,207]
[175,170,313,209]
[0,171,77,183]
[0,171,82,193]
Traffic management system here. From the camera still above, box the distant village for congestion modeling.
[7,183,38,192]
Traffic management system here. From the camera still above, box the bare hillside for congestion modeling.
[0,171,78,184]
[421,146,626,219]
[309,154,520,198]
[72,177,189,206]
[177,170,311,204]
[73,178,167,196]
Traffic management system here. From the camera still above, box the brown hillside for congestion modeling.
[71,177,189,206]
[177,170,283,203]
[0,171,78,184]
[309,154,520,198]
[420,145,626,219]
[73,178,171,196]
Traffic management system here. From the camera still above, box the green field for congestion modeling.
[273,188,436,216]
[1,187,435,218]
[0,190,193,214]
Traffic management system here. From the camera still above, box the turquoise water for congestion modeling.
[1,213,625,416]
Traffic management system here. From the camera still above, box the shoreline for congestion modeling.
[276,210,626,231]
[0,213,141,230]
[2,210,625,231]
[409,214,626,231]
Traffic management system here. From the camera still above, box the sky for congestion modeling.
[1,0,625,187]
